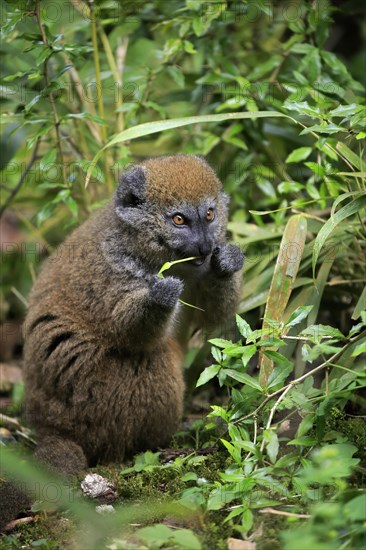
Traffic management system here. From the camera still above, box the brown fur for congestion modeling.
[142,155,221,206]
[23,155,243,474]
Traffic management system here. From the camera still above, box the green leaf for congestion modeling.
[344,494,366,521]
[352,286,366,320]
[136,524,172,544]
[329,103,361,118]
[181,472,198,482]
[266,363,293,389]
[300,324,344,344]
[304,162,326,177]
[85,111,288,186]
[211,346,222,364]
[263,429,279,464]
[242,345,257,367]
[223,369,262,390]
[288,436,317,446]
[312,195,366,275]
[222,345,248,357]
[39,148,57,171]
[209,338,233,349]
[336,142,365,171]
[64,112,107,125]
[286,147,313,163]
[236,315,253,338]
[278,181,304,194]
[167,66,185,88]
[263,350,292,368]
[296,414,315,438]
[351,339,366,358]
[172,529,202,550]
[285,305,313,328]
[184,40,197,54]
[196,364,220,387]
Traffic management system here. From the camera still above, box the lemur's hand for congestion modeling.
[211,244,244,277]
[150,275,183,308]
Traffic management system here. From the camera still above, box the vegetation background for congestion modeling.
[0,0,365,549]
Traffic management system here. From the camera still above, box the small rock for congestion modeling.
[81,473,117,500]
[227,538,256,550]
[96,504,116,515]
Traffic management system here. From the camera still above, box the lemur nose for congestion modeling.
[198,244,212,257]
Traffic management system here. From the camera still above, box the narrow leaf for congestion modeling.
[312,195,366,276]
[85,111,289,186]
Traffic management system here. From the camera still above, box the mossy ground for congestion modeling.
[1,408,365,549]
[0,449,284,550]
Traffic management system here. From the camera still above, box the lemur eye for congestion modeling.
[172,213,185,226]
[206,208,214,221]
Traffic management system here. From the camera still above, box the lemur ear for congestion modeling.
[116,165,146,208]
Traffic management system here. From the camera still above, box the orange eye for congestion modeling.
[173,213,185,225]
[206,208,214,221]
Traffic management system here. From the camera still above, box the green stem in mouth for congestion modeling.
[158,257,205,312]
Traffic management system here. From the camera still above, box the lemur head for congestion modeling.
[115,155,229,266]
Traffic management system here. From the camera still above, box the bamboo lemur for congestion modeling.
[23,155,244,474]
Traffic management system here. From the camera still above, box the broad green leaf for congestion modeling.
[285,305,313,328]
[304,162,326,177]
[242,345,257,367]
[352,286,366,320]
[286,147,313,163]
[266,363,293,389]
[236,315,253,339]
[344,494,366,521]
[211,346,222,364]
[278,181,304,194]
[172,529,202,550]
[312,195,366,275]
[196,364,220,387]
[223,369,262,390]
[209,338,233,349]
[222,345,248,357]
[300,324,344,343]
[296,414,315,438]
[351,339,366,358]
[329,103,362,118]
[263,429,279,463]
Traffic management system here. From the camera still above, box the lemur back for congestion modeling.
[24,155,244,474]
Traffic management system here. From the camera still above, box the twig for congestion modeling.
[0,138,40,219]
[4,516,35,532]
[35,0,67,186]
[0,413,21,430]
[234,330,366,425]
[260,384,293,452]
[11,286,29,308]
[259,507,310,519]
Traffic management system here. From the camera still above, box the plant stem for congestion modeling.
[35,0,67,186]
[234,329,366,425]
[88,0,113,193]
[0,138,40,219]
[99,28,126,133]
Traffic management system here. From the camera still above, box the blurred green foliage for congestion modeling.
[1,0,365,548]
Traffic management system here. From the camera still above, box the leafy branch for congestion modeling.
[234,329,366,426]
[0,138,40,219]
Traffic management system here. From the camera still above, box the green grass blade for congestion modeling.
[85,111,288,186]
[312,195,366,277]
